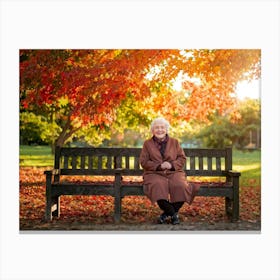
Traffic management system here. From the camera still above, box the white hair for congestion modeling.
[150,117,170,132]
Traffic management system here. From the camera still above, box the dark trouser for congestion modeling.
[157,199,184,216]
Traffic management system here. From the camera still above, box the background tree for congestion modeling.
[20,112,49,145]
[196,98,261,148]
[233,98,261,148]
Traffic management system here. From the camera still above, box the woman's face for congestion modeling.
[152,121,167,140]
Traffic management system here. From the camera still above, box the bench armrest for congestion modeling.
[114,168,123,174]
[44,169,61,175]
[114,168,123,184]
[226,170,241,177]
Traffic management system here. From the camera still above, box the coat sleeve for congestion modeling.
[140,141,161,171]
[170,140,186,171]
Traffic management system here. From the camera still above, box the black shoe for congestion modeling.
[171,213,180,225]
[158,213,168,224]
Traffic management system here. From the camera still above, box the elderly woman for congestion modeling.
[140,117,199,224]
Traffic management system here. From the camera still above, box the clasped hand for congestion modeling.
[160,161,172,170]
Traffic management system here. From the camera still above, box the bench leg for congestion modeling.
[45,196,60,221]
[225,197,232,217]
[45,175,53,221]
[52,196,60,217]
[225,197,239,222]
[231,177,240,222]
[45,197,52,221]
[114,196,121,223]
[114,173,122,223]
[232,197,239,222]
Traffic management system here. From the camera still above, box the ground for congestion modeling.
[20,219,261,232]
[19,167,261,232]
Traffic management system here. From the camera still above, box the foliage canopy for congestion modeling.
[20,49,261,146]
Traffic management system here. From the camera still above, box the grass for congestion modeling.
[19,145,261,187]
[232,149,261,187]
[20,145,54,166]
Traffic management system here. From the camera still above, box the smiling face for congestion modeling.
[152,121,167,140]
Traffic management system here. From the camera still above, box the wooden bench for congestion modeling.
[45,147,241,222]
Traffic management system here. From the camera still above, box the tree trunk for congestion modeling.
[51,116,80,153]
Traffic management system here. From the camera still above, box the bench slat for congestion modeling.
[64,156,69,169]
[121,185,145,196]
[120,184,233,198]
[186,170,225,176]
[106,156,112,169]
[81,156,86,169]
[72,156,77,169]
[190,157,195,170]
[125,156,130,169]
[60,169,118,176]
[207,157,212,171]
[88,156,93,169]
[97,156,102,170]
[115,156,121,168]
[199,157,203,170]
[51,184,114,196]
[184,148,227,157]
[197,186,233,198]
[134,157,140,169]
[216,157,221,170]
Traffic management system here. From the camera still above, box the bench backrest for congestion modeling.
[54,147,232,177]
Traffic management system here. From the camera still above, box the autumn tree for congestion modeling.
[20,49,261,147]
[141,49,260,123]
[20,50,175,147]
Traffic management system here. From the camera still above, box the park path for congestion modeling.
[20,219,260,232]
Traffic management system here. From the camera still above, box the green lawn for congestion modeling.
[19,145,261,187]
[232,149,261,187]
[20,145,54,167]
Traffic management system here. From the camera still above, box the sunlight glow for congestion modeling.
[172,77,261,100]
[172,73,201,91]
[235,79,260,100]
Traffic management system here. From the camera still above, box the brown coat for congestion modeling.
[140,137,199,204]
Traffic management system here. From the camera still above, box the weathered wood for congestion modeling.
[199,157,203,170]
[51,184,115,196]
[121,185,145,196]
[81,155,86,169]
[185,170,225,176]
[45,171,53,220]
[114,171,122,222]
[45,147,240,222]
[184,148,227,157]
[232,175,240,221]
[64,156,69,168]
[190,156,195,170]
[207,157,212,171]
[52,196,60,217]
[225,147,232,170]
[216,157,221,171]
[59,169,119,176]
[197,186,233,198]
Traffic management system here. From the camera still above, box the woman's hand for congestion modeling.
[161,161,172,170]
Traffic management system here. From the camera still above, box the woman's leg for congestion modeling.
[169,173,199,205]
[157,199,175,216]
[157,199,181,225]
[171,201,184,213]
